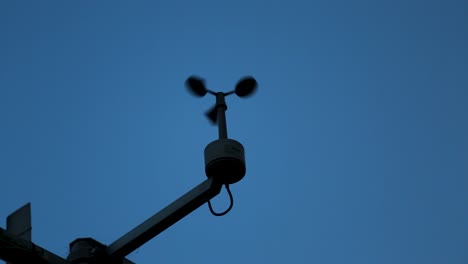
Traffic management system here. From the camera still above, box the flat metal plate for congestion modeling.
[7,203,31,241]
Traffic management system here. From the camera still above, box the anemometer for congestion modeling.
[186,76,258,215]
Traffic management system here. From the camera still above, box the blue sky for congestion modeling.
[1,1,467,263]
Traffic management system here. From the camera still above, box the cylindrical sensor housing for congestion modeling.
[204,139,246,184]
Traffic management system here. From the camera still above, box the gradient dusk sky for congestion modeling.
[1,1,467,263]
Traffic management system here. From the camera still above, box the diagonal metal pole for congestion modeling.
[106,177,222,259]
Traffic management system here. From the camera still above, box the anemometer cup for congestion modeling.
[204,139,246,185]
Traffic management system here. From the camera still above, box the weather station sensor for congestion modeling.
[186,76,257,215]
[0,76,258,264]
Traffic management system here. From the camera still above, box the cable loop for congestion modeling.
[208,184,233,216]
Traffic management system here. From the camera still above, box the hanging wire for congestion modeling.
[208,184,234,216]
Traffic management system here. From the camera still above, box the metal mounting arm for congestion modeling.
[106,177,223,259]
[0,227,68,264]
